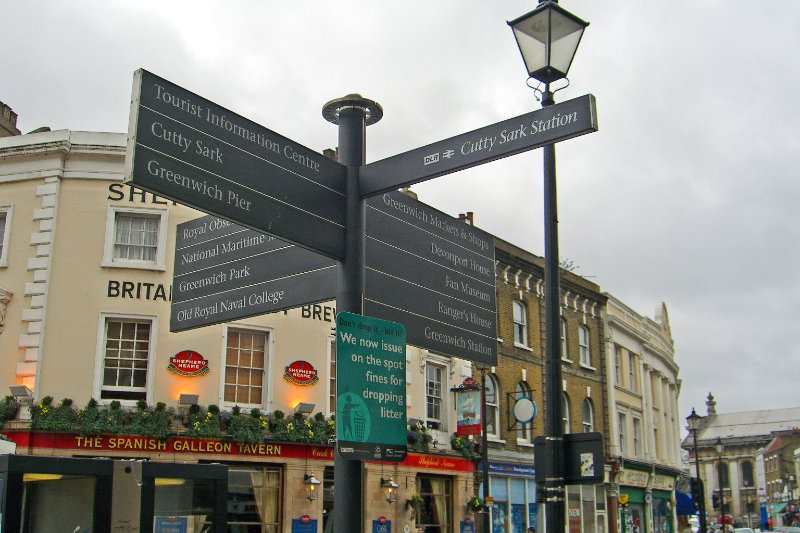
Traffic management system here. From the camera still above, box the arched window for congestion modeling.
[485,374,500,438]
[582,398,595,432]
[578,325,591,366]
[513,301,528,346]
[742,461,754,487]
[718,462,730,489]
[516,381,533,441]
[562,392,571,433]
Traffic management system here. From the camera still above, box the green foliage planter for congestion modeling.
[31,397,76,432]
[11,396,335,446]
[127,400,173,439]
[407,421,433,452]
[0,396,19,421]
[451,434,479,459]
[228,407,267,444]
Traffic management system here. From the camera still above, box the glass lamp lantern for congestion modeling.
[508,1,589,84]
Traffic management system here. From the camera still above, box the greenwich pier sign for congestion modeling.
[125,69,347,259]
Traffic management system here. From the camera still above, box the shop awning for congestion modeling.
[770,501,788,514]
[676,491,694,516]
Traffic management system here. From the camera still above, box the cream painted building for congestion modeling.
[603,295,684,533]
[0,129,477,532]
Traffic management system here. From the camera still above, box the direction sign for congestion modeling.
[171,215,336,331]
[359,94,597,197]
[336,312,407,462]
[364,191,497,365]
[125,69,347,259]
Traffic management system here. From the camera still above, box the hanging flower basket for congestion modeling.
[406,493,424,518]
[467,495,484,513]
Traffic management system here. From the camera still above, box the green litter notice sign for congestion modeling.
[336,312,407,462]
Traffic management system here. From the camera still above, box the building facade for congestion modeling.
[490,238,608,533]
[682,394,800,530]
[1,120,685,533]
[0,129,478,533]
[603,295,683,533]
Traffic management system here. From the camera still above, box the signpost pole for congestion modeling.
[324,94,383,533]
[541,85,566,533]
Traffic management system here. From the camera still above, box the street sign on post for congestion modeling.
[364,191,497,365]
[125,69,348,259]
[359,94,597,197]
[534,432,605,485]
[335,312,407,462]
[171,215,336,331]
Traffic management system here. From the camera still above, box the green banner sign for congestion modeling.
[336,312,407,462]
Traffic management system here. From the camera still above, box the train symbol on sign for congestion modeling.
[424,153,440,165]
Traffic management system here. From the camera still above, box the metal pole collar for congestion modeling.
[322,94,383,126]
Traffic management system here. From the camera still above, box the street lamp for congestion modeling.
[508,4,589,533]
[687,408,708,533]
[715,438,726,528]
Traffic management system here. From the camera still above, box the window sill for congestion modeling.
[101,260,166,272]
[487,436,506,444]
[516,439,535,448]
[513,343,532,351]
[580,363,597,371]
[561,358,574,364]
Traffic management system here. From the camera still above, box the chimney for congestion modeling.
[0,102,21,137]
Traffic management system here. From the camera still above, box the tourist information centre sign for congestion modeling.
[170,215,337,331]
[125,69,347,259]
[336,312,407,461]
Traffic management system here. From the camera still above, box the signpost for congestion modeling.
[359,94,597,197]
[126,69,348,259]
[335,312,406,462]
[365,190,497,365]
[123,69,598,532]
[170,215,336,331]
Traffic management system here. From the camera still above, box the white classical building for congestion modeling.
[603,295,684,533]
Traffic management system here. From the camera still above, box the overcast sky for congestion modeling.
[4,1,799,422]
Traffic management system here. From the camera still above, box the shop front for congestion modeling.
[4,430,476,532]
[482,460,538,533]
[618,467,650,533]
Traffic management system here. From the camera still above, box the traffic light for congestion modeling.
[712,492,720,510]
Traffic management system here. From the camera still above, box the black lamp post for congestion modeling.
[687,408,708,533]
[715,437,726,527]
[508,3,589,533]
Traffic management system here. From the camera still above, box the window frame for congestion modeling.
[93,312,157,405]
[581,398,594,433]
[485,374,501,439]
[515,381,533,443]
[220,324,273,410]
[618,411,628,456]
[327,335,336,417]
[578,324,592,367]
[632,415,642,457]
[0,205,12,267]
[425,360,447,431]
[628,352,639,392]
[561,317,569,361]
[512,300,528,347]
[562,392,571,434]
[102,205,169,271]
